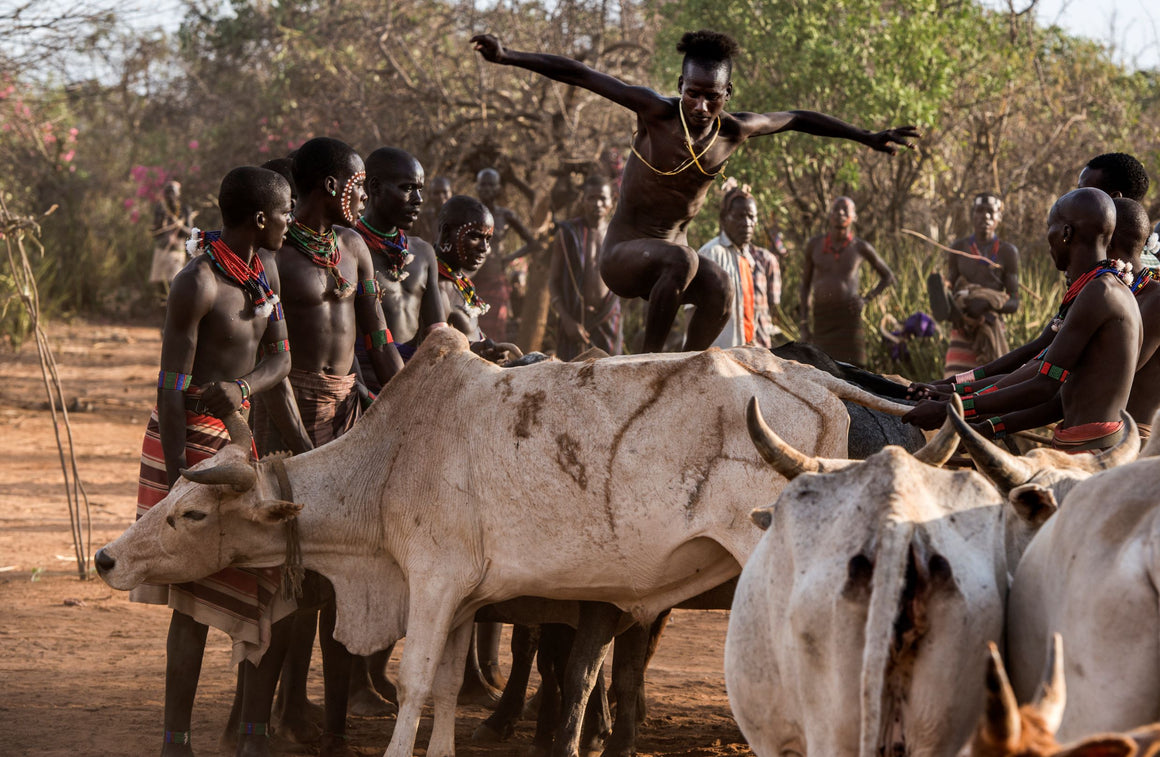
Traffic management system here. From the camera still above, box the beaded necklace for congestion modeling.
[1130,267,1154,296]
[970,235,1001,263]
[354,216,413,281]
[287,218,353,298]
[630,107,724,178]
[1050,260,1126,331]
[437,259,489,317]
[187,229,280,319]
[822,231,854,260]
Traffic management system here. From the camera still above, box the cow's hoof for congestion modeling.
[482,662,508,691]
[271,714,321,748]
[318,732,358,757]
[372,675,398,705]
[348,687,397,718]
[522,687,542,719]
[523,745,551,757]
[472,721,508,743]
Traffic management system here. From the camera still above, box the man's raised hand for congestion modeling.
[866,125,921,155]
[471,34,505,64]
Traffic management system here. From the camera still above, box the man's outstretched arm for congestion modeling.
[472,34,670,120]
[734,110,919,154]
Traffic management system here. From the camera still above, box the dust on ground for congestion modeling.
[0,319,753,756]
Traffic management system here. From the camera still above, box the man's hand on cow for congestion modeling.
[201,380,244,418]
[902,399,949,430]
[561,314,590,345]
[906,382,950,401]
[470,338,508,363]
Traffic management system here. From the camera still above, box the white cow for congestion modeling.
[726,396,1045,757]
[96,328,925,757]
[1005,420,1160,741]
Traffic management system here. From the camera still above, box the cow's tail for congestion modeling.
[858,518,914,757]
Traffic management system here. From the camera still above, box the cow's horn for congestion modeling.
[913,394,962,467]
[947,399,1031,493]
[223,410,254,453]
[181,457,257,492]
[981,641,1021,748]
[747,396,820,481]
[1092,410,1139,471]
[1030,633,1066,735]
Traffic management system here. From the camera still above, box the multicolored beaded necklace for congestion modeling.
[187,229,280,318]
[354,216,413,281]
[970,235,1001,263]
[822,232,854,260]
[286,218,353,298]
[1130,267,1154,296]
[1050,260,1126,331]
[437,259,489,317]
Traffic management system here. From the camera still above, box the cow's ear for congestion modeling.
[1053,736,1136,757]
[246,499,303,525]
[1009,483,1057,526]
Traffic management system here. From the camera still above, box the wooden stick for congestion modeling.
[900,228,1043,303]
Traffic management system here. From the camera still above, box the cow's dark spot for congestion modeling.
[514,390,546,439]
[555,433,588,490]
[842,553,874,602]
[497,373,515,402]
[576,362,596,387]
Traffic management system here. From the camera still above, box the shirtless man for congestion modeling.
[353,147,446,383]
[473,167,537,342]
[933,193,1020,377]
[799,196,895,365]
[134,166,310,757]
[264,137,402,755]
[472,30,917,352]
[413,175,453,242]
[549,175,622,359]
[432,195,495,340]
[906,188,1141,452]
[909,152,1151,403]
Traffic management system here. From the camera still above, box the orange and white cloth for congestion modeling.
[697,230,756,348]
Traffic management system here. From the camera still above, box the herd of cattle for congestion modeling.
[94,327,1160,757]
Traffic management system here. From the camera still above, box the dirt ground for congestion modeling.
[0,319,753,757]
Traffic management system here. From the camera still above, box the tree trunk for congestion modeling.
[517,242,553,353]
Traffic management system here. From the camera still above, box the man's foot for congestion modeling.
[348,684,397,718]
[927,273,953,322]
[159,744,194,757]
[234,734,270,757]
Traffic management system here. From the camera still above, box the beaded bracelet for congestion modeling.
[953,382,976,396]
[158,370,194,391]
[263,339,290,356]
[238,722,267,736]
[364,328,394,349]
[954,367,986,384]
[356,279,380,297]
[235,378,251,404]
[961,396,978,419]
[1037,359,1070,383]
[985,416,1007,439]
[163,731,191,745]
[978,384,999,395]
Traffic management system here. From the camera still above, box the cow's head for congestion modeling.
[962,634,1140,757]
[947,404,1139,541]
[95,444,301,590]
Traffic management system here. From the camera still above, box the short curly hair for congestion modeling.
[677,30,739,74]
[1085,152,1149,202]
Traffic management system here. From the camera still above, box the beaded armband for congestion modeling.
[238,722,268,736]
[985,416,1007,440]
[961,396,978,419]
[1036,359,1070,383]
[158,370,194,391]
[163,731,191,745]
[954,368,986,384]
[953,382,977,396]
[356,279,381,298]
[235,378,251,403]
[263,339,290,356]
[364,328,394,349]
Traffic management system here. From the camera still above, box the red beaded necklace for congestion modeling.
[354,216,412,281]
[970,235,1001,263]
[191,230,279,318]
[287,218,353,298]
[437,259,489,317]
[822,232,854,260]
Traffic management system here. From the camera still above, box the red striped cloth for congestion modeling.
[130,406,292,665]
[1051,420,1125,453]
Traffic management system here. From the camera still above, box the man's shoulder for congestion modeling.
[408,234,436,256]
[695,234,728,257]
[949,235,972,251]
[172,255,214,287]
